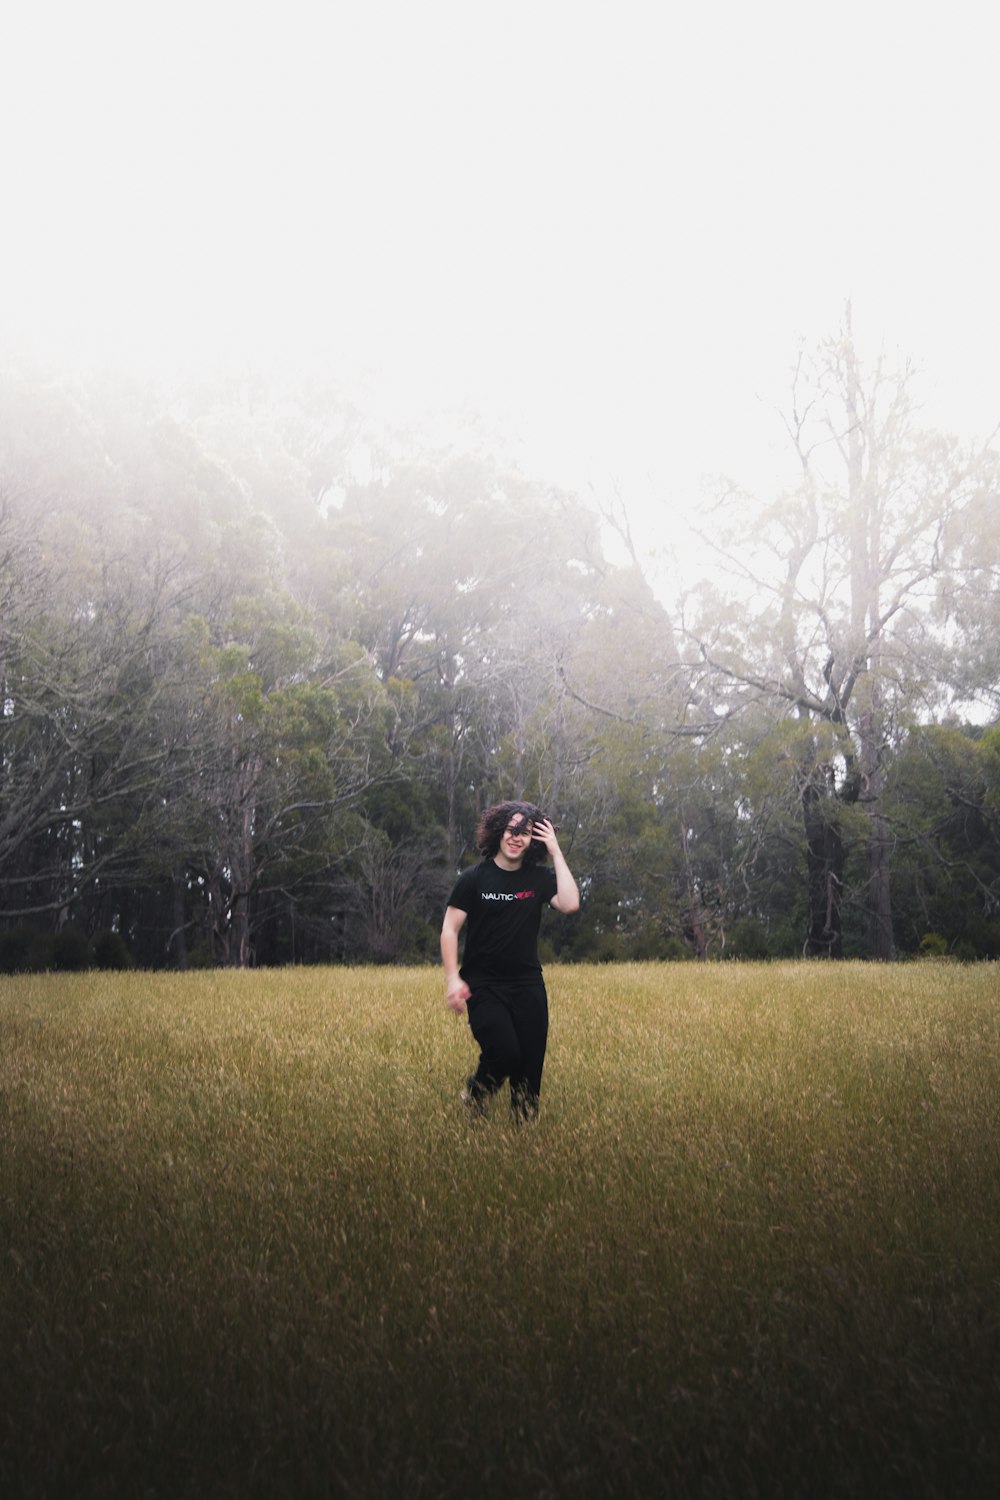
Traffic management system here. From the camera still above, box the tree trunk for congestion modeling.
[680,823,709,960]
[857,672,897,960]
[171,872,188,969]
[865,804,895,960]
[442,704,464,871]
[801,775,844,957]
[230,889,252,968]
[207,872,230,965]
[843,314,897,961]
[860,704,896,960]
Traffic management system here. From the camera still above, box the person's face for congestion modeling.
[500,816,534,861]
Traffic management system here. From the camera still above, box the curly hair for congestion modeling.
[475,800,549,867]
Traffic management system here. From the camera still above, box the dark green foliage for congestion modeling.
[52,924,91,971]
[0,925,41,974]
[885,725,1000,959]
[725,917,771,959]
[1,358,998,965]
[92,929,134,970]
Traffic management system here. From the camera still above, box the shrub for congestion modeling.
[52,924,92,972]
[961,916,1000,960]
[725,918,771,960]
[659,935,689,962]
[0,925,38,973]
[919,932,950,958]
[92,930,135,970]
[24,933,57,971]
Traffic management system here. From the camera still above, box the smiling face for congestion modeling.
[498,815,534,867]
[476,800,547,870]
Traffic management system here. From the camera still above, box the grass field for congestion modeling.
[2,961,999,1499]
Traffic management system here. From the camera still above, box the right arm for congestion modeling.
[441,905,471,1013]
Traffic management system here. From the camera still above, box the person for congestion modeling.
[441,801,580,1121]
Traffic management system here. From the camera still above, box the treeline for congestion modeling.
[1,327,999,969]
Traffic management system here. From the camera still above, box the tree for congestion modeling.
[334,449,610,858]
[0,481,194,922]
[886,723,1000,957]
[689,312,1000,958]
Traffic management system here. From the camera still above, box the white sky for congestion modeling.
[3,0,999,567]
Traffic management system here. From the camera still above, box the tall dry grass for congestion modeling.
[2,961,998,1498]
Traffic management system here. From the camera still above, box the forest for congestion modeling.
[2,324,999,970]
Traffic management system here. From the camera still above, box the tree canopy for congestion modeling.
[1,326,998,970]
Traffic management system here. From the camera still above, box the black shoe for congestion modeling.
[509,1084,539,1124]
[461,1076,488,1116]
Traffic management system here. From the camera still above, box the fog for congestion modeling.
[3,0,999,572]
[2,2,999,971]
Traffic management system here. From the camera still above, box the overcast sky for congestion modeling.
[3,0,998,565]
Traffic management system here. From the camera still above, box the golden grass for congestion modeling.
[2,961,999,1498]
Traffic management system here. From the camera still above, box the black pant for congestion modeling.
[467,982,549,1116]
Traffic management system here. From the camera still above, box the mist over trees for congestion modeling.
[2,324,999,970]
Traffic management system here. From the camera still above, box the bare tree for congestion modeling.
[689,311,1000,958]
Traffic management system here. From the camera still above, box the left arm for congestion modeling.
[533,818,580,914]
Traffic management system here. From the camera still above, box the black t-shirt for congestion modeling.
[446,859,559,986]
